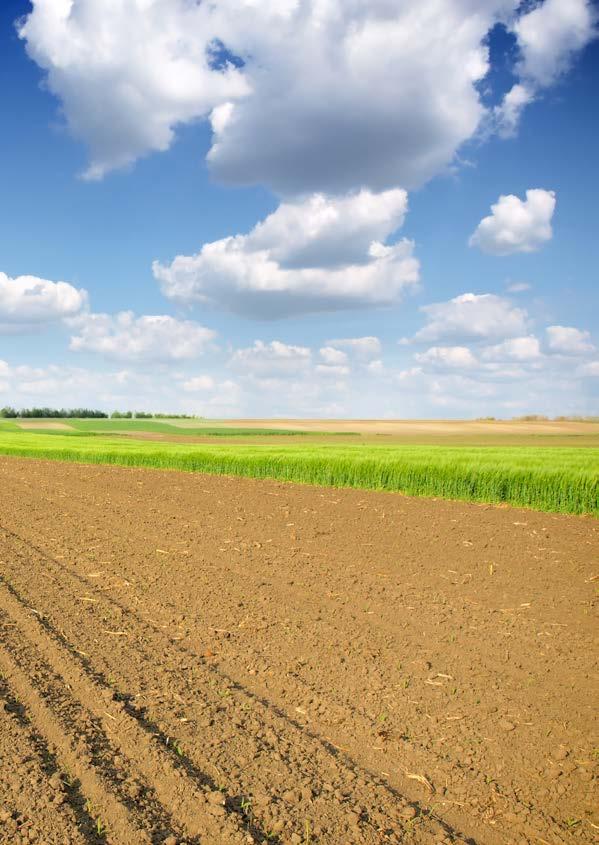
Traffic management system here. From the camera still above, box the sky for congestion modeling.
[0,0,598,419]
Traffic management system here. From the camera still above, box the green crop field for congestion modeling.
[8,418,355,437]
[65,419,318,436]
[0,426,596,516]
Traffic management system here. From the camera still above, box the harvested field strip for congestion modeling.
[0,430,597,514]
[0,525,459,845]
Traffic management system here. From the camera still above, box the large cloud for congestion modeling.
[69,312,216,362]
[206,0,505,195]
[0,272,87,329]
[469,189,556,256]
[413,293,530,344]
[19,2,596,194]
[154,190,419,318]
[16,0,537,193]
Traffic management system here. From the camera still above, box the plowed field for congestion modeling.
[0,457,597,845]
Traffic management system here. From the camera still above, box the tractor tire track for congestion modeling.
[0,579,250,844]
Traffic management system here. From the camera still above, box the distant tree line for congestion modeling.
[0,406,201,420]
[111,411,198,419]
[0,407,108,418]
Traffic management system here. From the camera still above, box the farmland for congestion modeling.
[0,418,597,515]
[0,454,597,845]
[0,419,597,845]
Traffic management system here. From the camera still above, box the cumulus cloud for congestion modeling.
[513,0,597,88]
[319,347,348,366]
[206,1,503,195]
[324,337,382,360]
[494,83,534,137]
[154,190,419,318]
[1,362,150,406]
[69,312,216,362]
[481,335,543,361]
[182,375,216,392]
[415,346,478,369]
[18,0,249,180]
[397,329,597,415]
[315,364,350,378]
[20,0,547,194]
[414,293,529,344]
[19,2,596,192]
[181,376,241,413]
[230,340,311,376]
[546,325,596,355]
[0,272,87,328]
[579,361,599,377]
[496,0,597,134]
[469,189,556,255]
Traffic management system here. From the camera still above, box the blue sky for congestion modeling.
[1,0,598,417]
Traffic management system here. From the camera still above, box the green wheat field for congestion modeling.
[0,420,597,516]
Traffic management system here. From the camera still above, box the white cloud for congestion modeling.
[415,346,478,369]
[206,1,504,195]
[18,0,249,180]
[19,2,596,193]
[494,83,534,137]
[247,189,408,270]
[3,362,152,407]
[546,325,596,355]
[182,375,216,392]
[579,361,599,377]
[367,359,384,375]
[154,190,419,318]
[0,271,87,327]
[469,189,556,256]
[230,340,311,376]
[180,376,242,414]
[414,293,529,344]
[325,336,382,359]
[513,0,597,88]
[481,335,542,361]
[506,281,532,293]
[496,0,597,134]
[319,347,348,366]
[19,0,527,194]
[315,364,350,378]
[69,312,216,362]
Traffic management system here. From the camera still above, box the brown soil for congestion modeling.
[0,457,597,845]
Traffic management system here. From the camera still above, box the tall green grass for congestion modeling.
[0,430,596,515]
